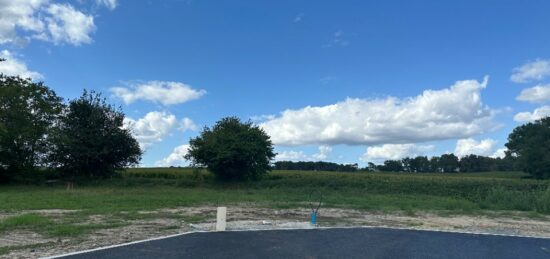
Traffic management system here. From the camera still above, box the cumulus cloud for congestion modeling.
[261,77,495,146]
[42,4,95,45]
[155,144,190,167]
[491,148,507,159]
[110,81,206,106]
[514,106,550,122]
[516,84,550,103]
[0,0,100,46]
[178,117,198,132]
[0,50,43,79]
[312,145,332,160]
[454,138,497,157]
[360,144,435,163]
[510,59,550,83]
[123,111,177,149]
[275,145,333,162]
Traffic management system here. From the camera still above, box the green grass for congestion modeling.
[0,214,52,231]
[1,169,548,214]
[1,169,549,245]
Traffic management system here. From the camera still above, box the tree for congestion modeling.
[380,160,403,172]
[50,91,141,178]
[439,153,459,173]
[0,72,63,182]
[185,117,275,181]
[506,117,550,179]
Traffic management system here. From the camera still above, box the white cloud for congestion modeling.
[516,84,550,103]
[0,0,47,45]
[454,138,497,157]
[95,0,117,10]
[0,0,98,46]
[261,77,496,146]
[514,106,550,122]
[312,145,332,160]
[275,145,333,162]
[43,4,95,46]
[275,150,308,161]
[360,144,435,163]
[510,59,550,83]
[0,50,43,79]
[155,144,190,167]
[178,117,198,132]
[110,81,206,106]
[123,111,177,149]
[491,148,506,159]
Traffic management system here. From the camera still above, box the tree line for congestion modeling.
[273,161,359,172]
[271,154,515,173]
[369,154,515,173]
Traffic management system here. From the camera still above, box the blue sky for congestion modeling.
[2,0,550,167]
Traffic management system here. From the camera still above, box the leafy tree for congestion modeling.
[439,153,459,172]
[429,156,441,172]
[380,160,403,172]
[506,117,550,179]
[410,156,430,172]
[50,91,141,178]
[0,70,63,182]
[185,117,275,181]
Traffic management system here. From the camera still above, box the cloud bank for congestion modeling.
[261,77,496,146]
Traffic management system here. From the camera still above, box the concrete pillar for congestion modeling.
[216,207,226,231]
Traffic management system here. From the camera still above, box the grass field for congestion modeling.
[1,168,550,244]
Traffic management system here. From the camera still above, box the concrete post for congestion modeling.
[216,207,226,231]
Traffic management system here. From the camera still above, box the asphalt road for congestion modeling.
[58,228,550,259]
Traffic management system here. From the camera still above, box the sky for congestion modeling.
[1,0,550,167]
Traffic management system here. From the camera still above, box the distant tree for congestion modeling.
[401,157,412,172]
[430,156,441,172]
[367,162,377,172]
[439,153,459,173]
[185,117,275,181]
[50,91,141,178]
[272,161,359,172]
[506,117,550,179]
[0,67,63,182]
[411,156,430,173]
[380,160,403,172]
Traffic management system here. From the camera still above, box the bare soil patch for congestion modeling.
[2,206,550,258]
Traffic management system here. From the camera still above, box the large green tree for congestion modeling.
[0,71,63,182]
[185,117,275,181]
[50,91,142,178]
[506,117,550,179]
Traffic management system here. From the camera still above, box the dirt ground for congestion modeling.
[2,206,550,258]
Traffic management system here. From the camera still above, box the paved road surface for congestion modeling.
[58,228,550,259]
